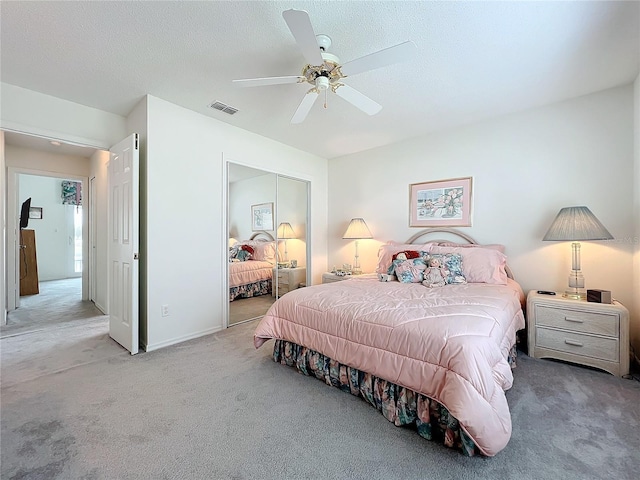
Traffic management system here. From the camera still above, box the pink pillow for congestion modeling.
[242,241,276,264]
[376,242,433,274]
[429,245,508,285]
[436,242,505,253]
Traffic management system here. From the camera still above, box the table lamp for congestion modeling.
[542,206,613,299]
[277,222,296,262]
[342,218,373,275]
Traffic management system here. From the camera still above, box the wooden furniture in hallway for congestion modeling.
[19,229,39,295]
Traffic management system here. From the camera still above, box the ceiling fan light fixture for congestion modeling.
[315,76,330,91]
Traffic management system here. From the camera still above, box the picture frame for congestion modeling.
[251,202,274,231]
[409,177,472,227]
[28,207,43,220]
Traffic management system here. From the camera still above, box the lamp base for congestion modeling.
[351,268,362,275]
[563,289,586,300]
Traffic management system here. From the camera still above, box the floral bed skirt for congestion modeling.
[273,340,518,456]
[229,279,271,302]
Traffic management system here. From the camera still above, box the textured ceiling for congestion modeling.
[1,1,638,159]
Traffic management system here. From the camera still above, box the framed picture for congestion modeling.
[409,177,472,227]
[28,207,43,220]
[251,202,274,231]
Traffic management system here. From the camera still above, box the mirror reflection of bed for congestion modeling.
[228,232,277,326]
[227,162,309,326]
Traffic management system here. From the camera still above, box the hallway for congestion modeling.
[1,278,128,389]
[2,278,101,338]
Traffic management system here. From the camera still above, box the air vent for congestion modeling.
[208,101,238,115]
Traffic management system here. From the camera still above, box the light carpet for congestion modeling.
[2,278,105,338]
[1,318,639,479]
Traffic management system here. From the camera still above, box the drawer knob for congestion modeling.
[564,317,584,323]
[564,339,583,347]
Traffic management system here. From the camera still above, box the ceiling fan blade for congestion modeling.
[334,84,382,115]
[282,9,324,66]
[340,41,417,77]
[232,76,304,88]
[291,90,319,124]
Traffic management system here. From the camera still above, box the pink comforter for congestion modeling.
[229,260,273,288]
[254,276,525,456]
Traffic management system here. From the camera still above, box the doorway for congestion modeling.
[1,131,105,338]
[3,173,90,335]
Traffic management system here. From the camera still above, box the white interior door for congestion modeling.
[108,133,139,354]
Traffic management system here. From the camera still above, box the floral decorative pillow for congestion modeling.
[236,248,252,261]
[392,258,427,283]
[376,243,434,274]
[430,245,507,284]
[427,253,467,284]
[229,244,254,262]
[387,251,429,275]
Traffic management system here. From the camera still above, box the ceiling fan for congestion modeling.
[232,9,417,124]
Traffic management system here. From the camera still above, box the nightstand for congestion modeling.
[274,267,306,297]
[526,290,629,377]
[322,272,354,284]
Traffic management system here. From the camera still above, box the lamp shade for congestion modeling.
[277,222,296,239]
[343,218,373,239]
[542,206,613,241]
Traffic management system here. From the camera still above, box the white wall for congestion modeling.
[144,96,327,351]
[89,149,110,313]
[5,145,90,177]
[18,175,79,281]
[328,85,635,319]
[229,173,277,240]
[633,74,640,361]
[1,83,127,149]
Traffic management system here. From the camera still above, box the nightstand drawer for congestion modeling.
[536,327,618,362]
[322,272,353,283]
[277,272,290,286]
[535,305,619,337]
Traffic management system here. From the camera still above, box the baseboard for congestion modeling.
[142,325,224,352]
[94,301,106,315]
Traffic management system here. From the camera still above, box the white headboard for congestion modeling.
[249,231,275,241]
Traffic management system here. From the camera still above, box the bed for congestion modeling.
[229,232,277,302]
[254,228,526,456]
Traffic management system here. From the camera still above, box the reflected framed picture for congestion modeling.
[29,207,43,220]
[409,177,472,227]
[251,202,274,231]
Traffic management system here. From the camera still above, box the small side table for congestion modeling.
[526,290,629,377]
[273,267,306,297]
[322,272,355,284]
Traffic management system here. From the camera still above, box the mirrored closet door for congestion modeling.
[227,163,309,326]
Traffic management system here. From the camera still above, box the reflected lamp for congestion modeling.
[542,206,613,300]
[277,222,296,262]
[342,218,373,275]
